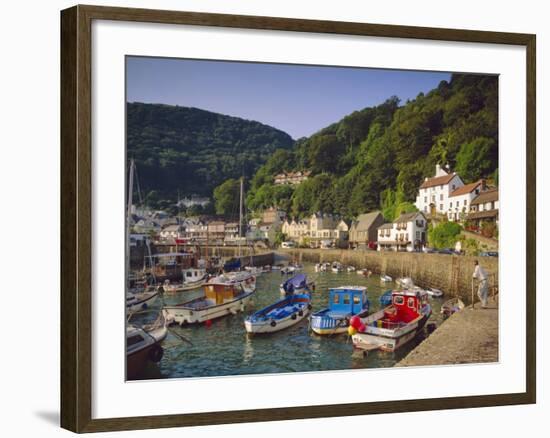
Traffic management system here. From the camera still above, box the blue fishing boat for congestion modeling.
[310,286,369,335]
[279,273,314,296]
[244,293,312,334]
[379,289,393,307]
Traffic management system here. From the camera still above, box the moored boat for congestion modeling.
[347,265,356,272]
[126,312,168,379]
[310,286,369,335]
[351,289,432,352]
[244,293,311,334]
[159,268,207,293]
[331,261,343,273]
[379,289,393,307]
[380,274,392,283]
[440,297,465,317]
[427,287,444,298]
[126,289,159,313]
[163,279,255,325]
[356,269,371,277]
[279,273,314,296]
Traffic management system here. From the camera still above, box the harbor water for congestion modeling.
[132,262,444,380]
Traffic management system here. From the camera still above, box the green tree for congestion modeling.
[213,179,240,217]
[428,221,462,249]
[455,137,497,182]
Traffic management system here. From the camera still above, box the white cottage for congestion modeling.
[415,164,464,217]
[377,212,427,252]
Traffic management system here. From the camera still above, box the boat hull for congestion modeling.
[245,305,310,334]
[352,313,429,352]
[311,309,369,336]
[126,290,159,313]
[164,292,254,325]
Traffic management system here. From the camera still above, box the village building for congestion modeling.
[282,213,348,248]
[224,222,240,242]
[468,188,499,229]
[262,207,286,225]
[207,221,226,244]
[182,222,208,243]
[349,211,386,249]
[446,180,485,221]
[273,170,311,185]
[176,195,210,209]
[377,212,427,252]
[133,218,161,234]
[415,164,464,217]
[159,224,185,241]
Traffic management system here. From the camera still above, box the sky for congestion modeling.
[126,57,451,139]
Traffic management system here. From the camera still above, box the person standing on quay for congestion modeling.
[472,260,488,308]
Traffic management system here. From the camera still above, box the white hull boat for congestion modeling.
[126,289,159,313]
[163,281,255,325]
[244,293,311,334]
[380,275,392,283]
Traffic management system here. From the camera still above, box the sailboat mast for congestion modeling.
[126,159,135,288]
[238,176,244,258]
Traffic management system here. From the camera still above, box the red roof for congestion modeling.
[449,180,483,197]
[419,173,456,189]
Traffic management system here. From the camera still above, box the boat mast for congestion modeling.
[238,176,244,258]
[126,159,135,290]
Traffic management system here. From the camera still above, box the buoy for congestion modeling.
[348,326,357,336]
[205,319,212,327]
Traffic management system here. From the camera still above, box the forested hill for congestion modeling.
[127,102,294,206]
[246,74,498,221]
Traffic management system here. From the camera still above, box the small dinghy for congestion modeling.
[379,289,393,307]
[159,268,208,293]
[427,288,444,298]
[380,274,392,283]
[331,262,343,273]
[280,273,314,296]
[395,277,414,289]
[357,269,372,277]
[347,266,356,272]
[440,297,465,317]
[310,286,369,335]
[244,293,311,334]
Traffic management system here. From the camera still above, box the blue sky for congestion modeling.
[126,57,451,139]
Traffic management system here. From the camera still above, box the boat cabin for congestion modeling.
[385,289,429,324]
[203,283,244,305]
[328,286,367,316]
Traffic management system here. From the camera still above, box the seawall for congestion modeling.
[279,248,498,303]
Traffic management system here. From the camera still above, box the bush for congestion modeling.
[428,221,462,249]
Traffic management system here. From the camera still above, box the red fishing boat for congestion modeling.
[350,289,432,352]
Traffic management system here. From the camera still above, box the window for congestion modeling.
[408,297,416,308]
[333,294,339,304]
[416,231,420,239]
[440,204,443,211]
[464,199,467,206]
[452,184,456,190]
[343,294,350,305]
[393,296,404,305]
[353,295,361,304]
[449,201,453,208]
[440,194,443,201]
[424,196,427,203]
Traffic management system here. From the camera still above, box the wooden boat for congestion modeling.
[279,273,314,296]
[310,286,370,335]
[209,270,256,290]
[351,289,432,352]
[440,297,465,317]
[159,268,207,293]
[126,312,168,379]
[244,293,311,334]
[379,289,393,307]
[380,274,392,283]
[163,279,255,325]
[126,289,159,313]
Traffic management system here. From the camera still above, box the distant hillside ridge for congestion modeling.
[127,102,294,206]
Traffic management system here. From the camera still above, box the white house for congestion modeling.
[377,212,427,252]
[446,180,485,221]
[468,188,499,228]
[415,164,464,217]
[282,213,348,247]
